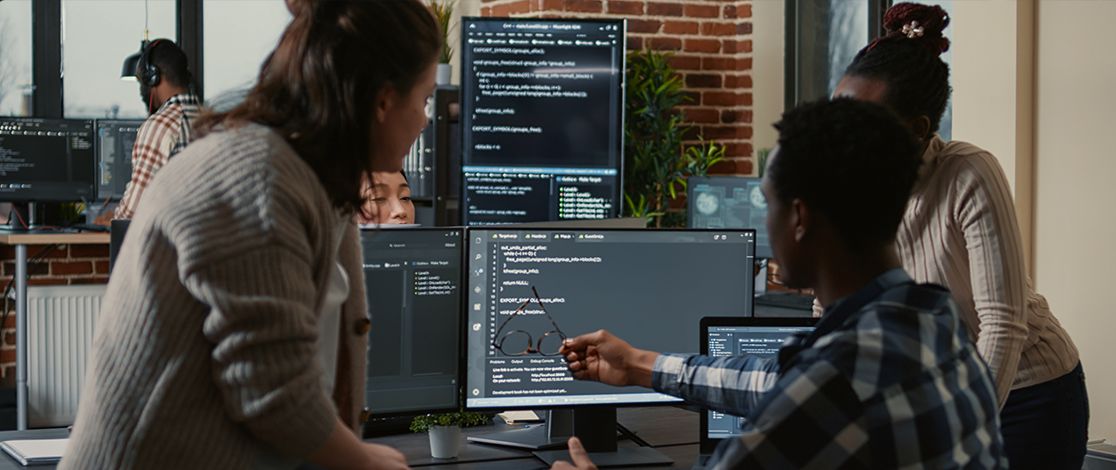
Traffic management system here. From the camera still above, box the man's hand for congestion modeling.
[559,330,659,388]
[550,437,597,470]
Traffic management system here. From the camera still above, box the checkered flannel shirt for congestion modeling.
[113,93,201,219]
[654,269,1008,469]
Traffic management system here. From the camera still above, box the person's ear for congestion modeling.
[908,115,932,140]
[375,84,398,125]
[791,198,809,243]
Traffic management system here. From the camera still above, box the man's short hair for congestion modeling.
[769,98,922,253]
[139,40,192,88]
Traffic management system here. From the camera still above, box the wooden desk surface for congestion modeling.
[366,407,700,469]
[0,231,110,246]
[0,407,701,469]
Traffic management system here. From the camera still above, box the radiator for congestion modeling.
[26,284,105,428]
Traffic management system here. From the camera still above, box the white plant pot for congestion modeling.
[427,425,462,459]
[436,63,452,86]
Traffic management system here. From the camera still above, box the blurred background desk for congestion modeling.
[0,232,109,431]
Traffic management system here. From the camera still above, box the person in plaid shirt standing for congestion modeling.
[113,39,201,220]
[553,99,1007,470]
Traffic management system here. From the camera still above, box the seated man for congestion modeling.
[553,99,1007,469]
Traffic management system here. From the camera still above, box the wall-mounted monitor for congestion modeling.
[460,18,626,226]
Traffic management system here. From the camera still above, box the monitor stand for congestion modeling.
[1,203,44,233]
[468,407,672,468]
[754,258,768,297]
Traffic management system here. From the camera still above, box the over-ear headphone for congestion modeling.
[139,39,165,88]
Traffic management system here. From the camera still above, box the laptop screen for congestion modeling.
[703,323,815,441]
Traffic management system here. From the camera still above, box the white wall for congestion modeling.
[950,0,1021,191]
[449,0,482,85]
[948,0,1036,269]
[751,0,786,170]
[1034,0,1116,441]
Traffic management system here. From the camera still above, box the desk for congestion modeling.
[0,428,66,470]
[0,232,110,430]
[0,407,700,468]
[366,406,700,469]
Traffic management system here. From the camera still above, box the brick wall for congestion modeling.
[0,245,110,385]
[480,0,756,176]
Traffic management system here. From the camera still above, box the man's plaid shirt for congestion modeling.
[114,93,201,219]
[654,269,1008,469]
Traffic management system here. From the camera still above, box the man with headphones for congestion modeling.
[113,39,202,220]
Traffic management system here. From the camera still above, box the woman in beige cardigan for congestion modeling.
[63,1,441,469]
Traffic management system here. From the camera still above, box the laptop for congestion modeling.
[693,316,818,469]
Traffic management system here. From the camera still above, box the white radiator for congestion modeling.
[26,284,105,428]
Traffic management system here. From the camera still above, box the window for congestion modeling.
[62,0,176,119]
[0,0,33,116]
[203,0,291,107]
[787,0,870,105]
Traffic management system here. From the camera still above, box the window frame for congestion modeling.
[784,0,891,109]
[21,0,204,118]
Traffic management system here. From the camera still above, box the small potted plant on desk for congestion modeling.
[409,411,490,459]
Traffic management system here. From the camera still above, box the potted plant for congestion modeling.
[428,0,456,85]
[756,148,771,177]
[624,49,726,227]
[409,411,490,459]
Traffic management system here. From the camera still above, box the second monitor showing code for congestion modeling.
[466,229,755,408]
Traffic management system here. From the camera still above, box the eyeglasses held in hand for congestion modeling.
[491,286,567,356]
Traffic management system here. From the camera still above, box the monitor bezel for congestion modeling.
[697,315,819,453]
[93,118,145,202]
[462,227,757,412]
[687,175,773,259]
[359,226,468,418]
[0,117,97,203]
[458,16,627,226]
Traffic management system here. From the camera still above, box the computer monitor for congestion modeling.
[0,118,96,203]
[465,228,755,410]
[464,228,754,464]
[95,119,142,200]
[698,317,817,455]
[361,227,464,416]
[688,176,772,259]
[460,18,626,225]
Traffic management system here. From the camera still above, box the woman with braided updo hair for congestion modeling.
[832,3,1088,468]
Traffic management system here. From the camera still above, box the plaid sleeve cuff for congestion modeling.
[651,352,691,396]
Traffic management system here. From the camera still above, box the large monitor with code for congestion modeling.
[464,228,756,410]
[95,119,142,200]
[688,176,773,259]
[699,317,817,449]
[0,118,96,202]
[362,228,464,415]
[460,18,625,225]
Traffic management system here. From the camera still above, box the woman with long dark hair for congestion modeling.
[63,1,440,468]
[834,4,1088,468]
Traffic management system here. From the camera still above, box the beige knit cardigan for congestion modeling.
[62,123,368,469]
